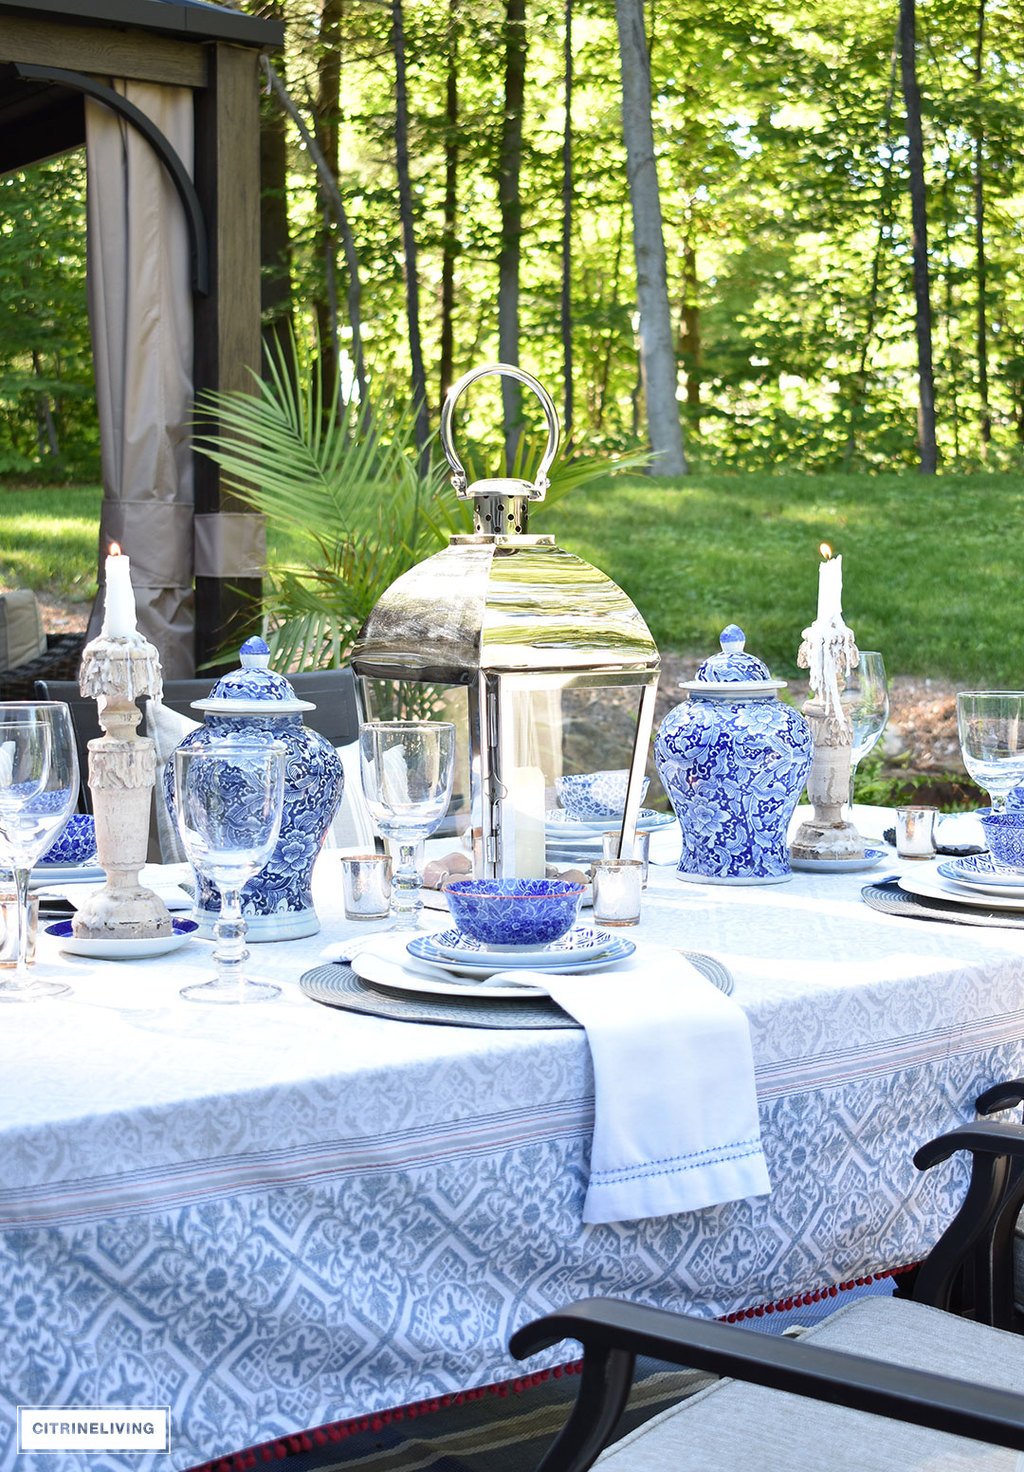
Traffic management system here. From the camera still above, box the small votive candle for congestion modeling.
[0,892,38,966]
[340,853,393,920]
[896,806,938,860]
[591,859,643,927]
[600,829,650,887]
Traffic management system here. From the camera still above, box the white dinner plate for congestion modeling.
[898,869,1024,913]
[938,856,1024,895]
[351,943,548,998]
[30,862,105,886]
[44,917,200,959]
[417,925,621,968]
[545,811,674,841]
[407,931,635,978]
[790,847,887,875]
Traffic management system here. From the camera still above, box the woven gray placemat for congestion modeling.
[300,950,733,1029]
[861,882,1024,930]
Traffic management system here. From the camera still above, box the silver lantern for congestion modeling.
[351,364,660,878]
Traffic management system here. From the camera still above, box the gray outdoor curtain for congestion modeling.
[84,81,195,678]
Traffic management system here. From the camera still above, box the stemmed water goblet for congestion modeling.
[0,701,79,1001]
[359,721,456,930]
[173,741,285,1003]
[956,692,1024,812]
[841,651,889,808]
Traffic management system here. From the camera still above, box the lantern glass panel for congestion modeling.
[357,677,471,842]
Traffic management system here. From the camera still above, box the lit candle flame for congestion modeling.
[109,541,122,557]
[819,542,832,560]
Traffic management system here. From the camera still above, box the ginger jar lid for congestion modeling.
[191,637,316,714]
[679,625,787,697]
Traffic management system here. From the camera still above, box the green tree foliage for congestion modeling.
[0,152,98,479]
[1,2,1022,475]
[264,0,1024,471]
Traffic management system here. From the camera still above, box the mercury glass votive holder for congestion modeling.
[591,859,644,927]
[341,853,393,920]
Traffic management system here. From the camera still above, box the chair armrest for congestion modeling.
[912,1121,1024,1328]
[977,1081,1024,1115]
[915,1119,1024,1170]
[511,1298,1024,1472]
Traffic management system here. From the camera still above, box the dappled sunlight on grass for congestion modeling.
[0,473,1016,682]
[0,485,101,600]
[541,471,1018,684]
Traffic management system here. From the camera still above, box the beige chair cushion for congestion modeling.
[597,1296,1024,1470]
[327,741,374,851]
[145,699,199,863]
[0,590,46,672]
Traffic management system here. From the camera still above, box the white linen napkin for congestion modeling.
[526,945,769,1224]
[324,932,770,1226]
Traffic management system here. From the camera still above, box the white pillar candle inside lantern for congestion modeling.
[351,364,660,880]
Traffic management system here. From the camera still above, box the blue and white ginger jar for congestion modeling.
[165,638,344,939]
[654,625,812,885]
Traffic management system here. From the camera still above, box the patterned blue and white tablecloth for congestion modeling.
[2,824,1024,1471]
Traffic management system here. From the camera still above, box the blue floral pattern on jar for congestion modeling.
[655,627,812,886]
[164,641,344,940]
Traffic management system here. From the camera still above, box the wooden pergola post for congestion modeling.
[193,38,266,671]
[0,0,284,676]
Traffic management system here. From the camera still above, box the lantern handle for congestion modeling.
[440,363,560,501]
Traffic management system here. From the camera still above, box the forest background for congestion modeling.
[1,0,1023,482]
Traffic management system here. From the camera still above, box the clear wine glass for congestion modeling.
[359,721,456,930]
[0,702,79,1002]
[842,651,889,807]
[173,741,285,1003]
[956,692,1024,812]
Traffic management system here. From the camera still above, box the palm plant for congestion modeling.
[195,338,451,671]
[196,336,650,673]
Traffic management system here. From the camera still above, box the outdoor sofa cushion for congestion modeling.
[595,1295,1024,1470]
[0,590,46,672]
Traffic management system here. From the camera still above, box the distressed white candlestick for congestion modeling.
[790,547,866,865]
[75,581,171,940]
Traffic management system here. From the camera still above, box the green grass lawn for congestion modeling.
[539,470,1014,685]
[1,471,1015,683]
[0,483,102,603]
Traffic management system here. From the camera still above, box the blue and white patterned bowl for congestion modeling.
[556,771,650,822]
[39,813,96,866]
[980,810,1024,870]
[441,878,586,948]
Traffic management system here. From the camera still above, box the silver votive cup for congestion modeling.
[341,854,393,920]
[0,892,38,967]
[591,859,644,927]
[600,829,650,886]
[896,806,938,860]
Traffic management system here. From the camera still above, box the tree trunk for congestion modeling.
[392,0,431,455]
[259,1,293,372]
[315,0,343,396]
[31,349,58,458]
[560,0,574,440]
[498,0,526,469]
[439,0,459,403]
[843,28,898,469]
[678,236,700,433]
[595,204,626,432]
[615,0,686,475]
[973,0,991,450]
[898,0,937,474]
[262,59,368,410]
[940,166,962,463]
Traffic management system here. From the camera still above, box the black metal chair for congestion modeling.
[507,1120,1024,1471]
[36,667,361,813]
